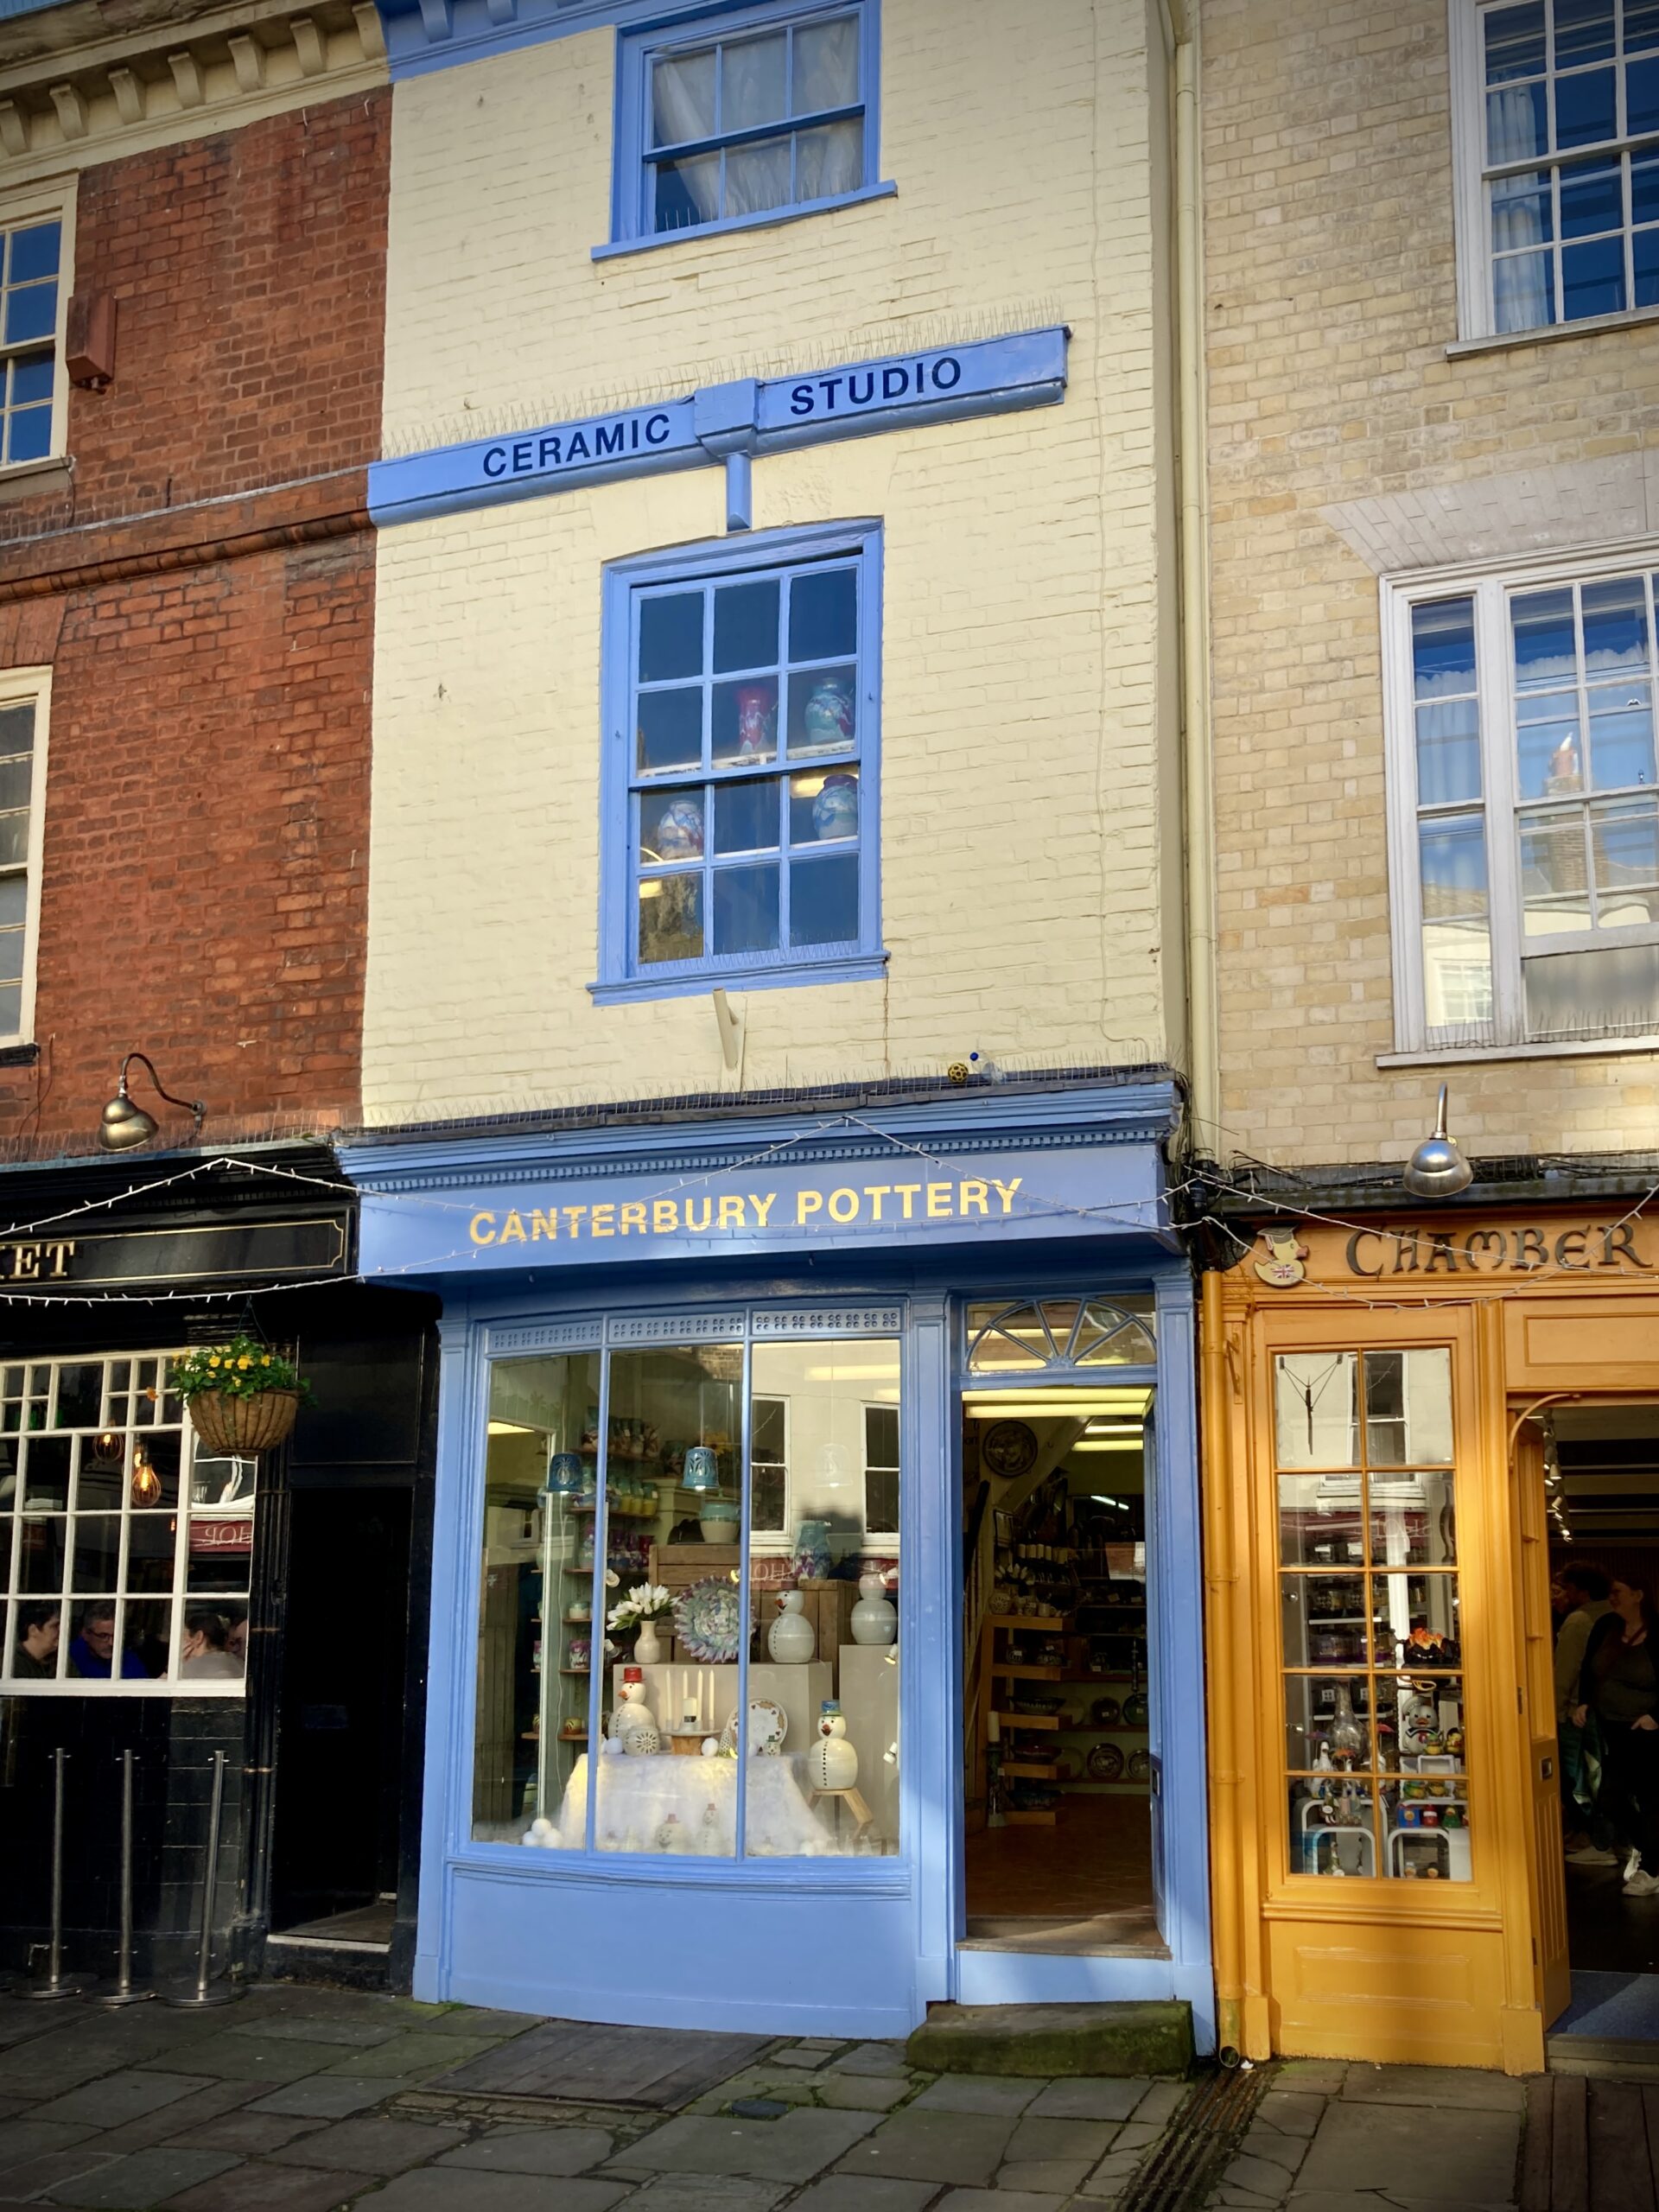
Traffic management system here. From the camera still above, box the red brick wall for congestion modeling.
[0,88,388,1150]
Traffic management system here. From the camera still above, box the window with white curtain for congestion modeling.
[1384,550,1659,1052]
[1454,0,1659,337]
[613,1,877,246]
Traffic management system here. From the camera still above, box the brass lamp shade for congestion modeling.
[98,1093,159,1151]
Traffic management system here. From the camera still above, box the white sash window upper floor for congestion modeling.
[0,187,71,474]
[1453,0,1659,339]
[1385,549,1659,1055]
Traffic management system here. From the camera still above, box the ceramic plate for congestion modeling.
[673,1575,741,1662]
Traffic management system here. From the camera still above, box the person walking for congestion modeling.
[1573,1575,1659,1897]
[1557,1563,1615,1863]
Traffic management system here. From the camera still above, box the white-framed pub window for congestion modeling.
[2,1351,254,1695]
[1384,545,1659,1052]
[1452,0,1659,340]
[0,666,49,1046]
[0,182,72,469]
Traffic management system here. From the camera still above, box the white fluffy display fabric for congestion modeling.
[543,1750,843,1856]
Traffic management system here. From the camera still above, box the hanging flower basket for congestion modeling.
[173,1335,311,1457]
[187,1389,301,1456]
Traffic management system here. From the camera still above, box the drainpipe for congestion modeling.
[1172,5,1220,1154]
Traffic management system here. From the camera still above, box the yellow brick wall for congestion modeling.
[1203,0,1659,1166]
[363,0,1183,1123]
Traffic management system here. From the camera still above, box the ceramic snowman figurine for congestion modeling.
[613,1669,660,1756]
[767,1590,817,1664]
[808,1700,859,1791]
[850,1571,897,1647]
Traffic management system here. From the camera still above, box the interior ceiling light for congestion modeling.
[963,1389,1152,1418]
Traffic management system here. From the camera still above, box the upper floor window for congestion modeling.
[0,670,48,1045]
[1385,552,1659,1052]
[0,200,66,467]
[594,524,884,1003]
[613,0,878,246]
[1457,0,1659,335]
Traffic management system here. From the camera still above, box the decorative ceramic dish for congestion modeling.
[1088,1741,1124,1781]
[718,1699,788,1756]
[673,1575,741,1662]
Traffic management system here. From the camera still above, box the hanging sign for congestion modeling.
[368,326,1068,527]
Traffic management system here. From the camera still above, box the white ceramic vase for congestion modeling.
[634,1619,664,1666]
[850,1571,897,1647]
[808,1705,859,1791]
[767,1590,817,1664]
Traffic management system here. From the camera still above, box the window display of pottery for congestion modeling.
[812,770,858,840]
[849,1569,897,1646]
[791,1519,833,1581]
[767,1589,817,1663]
[698,1497,740,1546]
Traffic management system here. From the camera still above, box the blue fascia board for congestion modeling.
[340,1078,1179,1192]
[378,0,796,79]
[369,326,1067,529]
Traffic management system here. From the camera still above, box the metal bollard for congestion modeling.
[26,1745,80,2000]
[90,1750,152,2006]
[162,1750,241,2008]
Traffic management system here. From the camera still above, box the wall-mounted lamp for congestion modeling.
[1401,1084,1474,1199]
[97,1052,206,1153]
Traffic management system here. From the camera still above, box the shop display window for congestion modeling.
[470,1324,901,1859]
[1274,1348,1469,1881]
[0,1354,251,1692]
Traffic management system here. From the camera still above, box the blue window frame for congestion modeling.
[594,523,885,1003]
[609,0,881,249]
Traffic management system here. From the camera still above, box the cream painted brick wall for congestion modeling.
[364,0,1181,1124]
[1203,0,1659,1166]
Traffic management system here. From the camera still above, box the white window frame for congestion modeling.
[749,1390,791,1548]
[1383,538,1659,1055]
[0,178,73,474]
[0,664,49,1048]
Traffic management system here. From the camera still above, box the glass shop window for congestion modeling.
[470,1330,901,1859]
[1274,1347,1469,1882]
[0,1354,251,1692]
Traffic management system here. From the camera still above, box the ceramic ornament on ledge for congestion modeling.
[767,1589,817,1663]
[612,1669,660,1756]
[808,1700,859,1791]
[850,1570,897,1646]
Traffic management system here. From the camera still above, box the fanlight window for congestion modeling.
[965,1296,1155,1373]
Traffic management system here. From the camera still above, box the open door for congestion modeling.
[1515,1423,1571,2031]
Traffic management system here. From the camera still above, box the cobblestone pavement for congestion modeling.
[1202,2061,1528,2212]
[0,1982,1193,2211]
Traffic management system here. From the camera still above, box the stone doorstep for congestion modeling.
[906,2003,1195,2081]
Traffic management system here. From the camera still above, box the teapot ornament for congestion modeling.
[808,1700,859,1791]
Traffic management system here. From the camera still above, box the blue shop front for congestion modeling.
[341,1078,1213,2048]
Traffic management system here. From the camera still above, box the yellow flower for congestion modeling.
[207,1356,220,1370]
[238,1356,251,1370]
[262,1356,271,1366]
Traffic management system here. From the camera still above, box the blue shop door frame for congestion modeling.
[951,1275,1215,2048]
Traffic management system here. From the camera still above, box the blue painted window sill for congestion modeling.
[590,952,888,1007]
[593,181,897,262]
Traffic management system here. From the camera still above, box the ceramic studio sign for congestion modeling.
[367,326,1068,526]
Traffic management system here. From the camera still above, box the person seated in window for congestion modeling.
[67,1600,148,1681]
[180,1609,242,1680]
[11,1600,60,1678]
[226,1612,248,1669]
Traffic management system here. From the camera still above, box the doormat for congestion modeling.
[429,2021,774,2109]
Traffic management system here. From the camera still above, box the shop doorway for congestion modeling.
[270,1487,412,1944]
[958,1298,1163,1961]
[1541,1404,1659,2048]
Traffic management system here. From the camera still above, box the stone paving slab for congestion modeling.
[607,2108,880,2185]
[137,2040,329,2088]
[163,2113,327,2157]
[267,2114,467,2175]
[825,2046,908,2079]
[161,2164,359,2212]
[611,2180,789,2211]
[999,2154,1096,2193]
[34,2073,214,2129]
[0,2119,97,2172]
[784,2181,938,2212]
[321,2031,500,2079]
[1294,2101,1522,2202]
[39,2145,241,2207]
[362,2174,631,2212]
[435,2125,617,2174]
[912,2075,1040,2116]
[226,2014,404,2050]
[247,2075,418,2119]
[1028,2080,1148,2122]
[832,2107,1015,2186]
[1336,2065,1526,2113]
[812,2074,912,2112]
[935,2190,1067,2212]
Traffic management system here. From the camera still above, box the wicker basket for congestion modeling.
[187,1389,300,1456]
